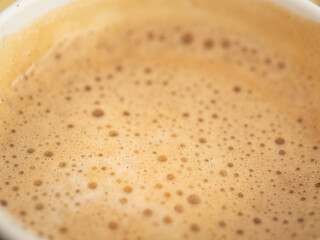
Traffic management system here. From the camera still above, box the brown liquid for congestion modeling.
[0,0,320,239]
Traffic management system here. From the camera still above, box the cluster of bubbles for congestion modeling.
[0,20,319,240]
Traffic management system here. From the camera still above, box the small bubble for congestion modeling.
[264,58,271,65]
[59,162,67,168]
[187,194,201,205]
[236,229,244,235]
[174,204,184,213]
[277,61,286,70]
[27,148,35,154]
[181,32,193,44]
[59,227,68,234]
[55,53,61,60]
[84,85,91,92]
[143,209,153,216]
[144,68,152,74]
[147,31,154,40]
[190,223,200,232]
[181,157,188,162]
[182,112,190,118]
[35,203,44,210]
[164,192,171,198]
[108,221,118,230]
[278,150,286,155]
[237,193,244,198]
[158,155,168,162]
[44,151,53,157]
[221,39,230,48]
[109,130,119,137]
[203,39,214,49]
[253,218,262,224]
[176,190,183,196]
[219,221,226,227]
[275,137,285,145]
[19,211,27,216]
[219,169,228,177]
[0,200,7,207]
[119,198,127,204]
[166,174,175,180]
[315,183,320,188]
[123,186,133,193]
[88,182,97,189]
[163,215,172,224]
[92,109,104,118]
[233,86,241,93]
[122,111,130,116]
[297,118,303,123]
[34,180,43,186]
[297,218,304,223]
[199,138,207,144]
[116,65,123,72]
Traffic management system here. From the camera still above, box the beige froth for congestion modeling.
[0,0,320,239]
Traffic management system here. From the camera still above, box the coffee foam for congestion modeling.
[0,0,320,240]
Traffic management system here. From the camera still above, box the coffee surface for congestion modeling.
[0,0,319,240]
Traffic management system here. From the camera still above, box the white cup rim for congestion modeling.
[268,0,320,22]
[0,0,320,39]
[0,0,319,239]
